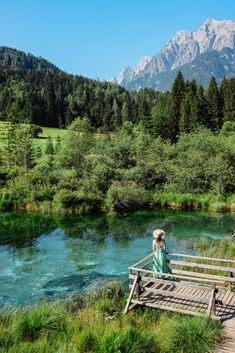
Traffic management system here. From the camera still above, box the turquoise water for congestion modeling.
[0,210,234,306]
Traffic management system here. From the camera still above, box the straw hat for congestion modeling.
[153,229,165,239]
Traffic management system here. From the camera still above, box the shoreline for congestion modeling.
[1,197,235,216]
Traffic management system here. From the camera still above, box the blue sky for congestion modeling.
[1,0,235,80]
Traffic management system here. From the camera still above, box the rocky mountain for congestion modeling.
[113,19,235,91]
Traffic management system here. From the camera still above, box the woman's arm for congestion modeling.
[152,240,155,251]
[162,240,166,251]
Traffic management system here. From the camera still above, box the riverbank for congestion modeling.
[0,282,221,353]
[1,190,235,215]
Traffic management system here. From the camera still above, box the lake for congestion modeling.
[0,210,234,307]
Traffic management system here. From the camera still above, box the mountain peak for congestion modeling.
[114,19,235,91]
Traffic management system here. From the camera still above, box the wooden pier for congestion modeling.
[125,252,235,321]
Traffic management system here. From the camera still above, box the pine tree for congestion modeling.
[121,94,132,123]
[179,82,197,133]
[45,136,55,155]
[194,85,209,127]
[206,77,222,130]
[150,92,170,139]
[167,71,185,142]
[112,98,121,129]
[220,78,235,123]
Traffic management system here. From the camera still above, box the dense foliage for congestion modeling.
[0,47,234,213]
[0,118,234,214]
[0,47,235,143]
[0,282,221,353]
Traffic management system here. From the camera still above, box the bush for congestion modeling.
[105,181,149,212]
[156,315,221,353]
[100,327,158,353]
[54,189,101,214]
[78,327,97,352]
[13,305,70,341]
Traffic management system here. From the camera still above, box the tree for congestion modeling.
[150,92,170,139]
[179,82,197,134]
[45,136,55,155]
[206,77,222,130]
[194,85,209,127]
[112,98,121,129]
[221,77,235,122]
[167,71,185,142]
[3,123,35,170]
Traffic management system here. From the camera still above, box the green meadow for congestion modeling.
[0,121,67,148]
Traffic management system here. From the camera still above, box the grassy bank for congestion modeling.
[0,282,221,353]
[1,191,235,216]
[153,191,235,213]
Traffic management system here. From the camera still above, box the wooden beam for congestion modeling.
[169,259,235,274]
[129,274,212,292]
[172,269,235,283]
[129,252,154,269]
[131,299,210,318]
[207,287,216,316]
[167,253,235,264]
[128,267,226,284]
[124,275,138,314]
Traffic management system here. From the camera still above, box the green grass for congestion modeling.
[0,121,67,148]
[152,190,234,212]
[0,282,221,353]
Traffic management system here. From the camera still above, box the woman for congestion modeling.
[152,229,169,276]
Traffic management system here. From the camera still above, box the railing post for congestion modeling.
[136,270,141,300]
[211,282,215,316]
[227,262,233,290]
[207,282,216,317]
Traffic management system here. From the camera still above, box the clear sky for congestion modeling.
[1,0,235,80]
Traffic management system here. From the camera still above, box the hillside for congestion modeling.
[0,46,59,71]
[0,46,155,130]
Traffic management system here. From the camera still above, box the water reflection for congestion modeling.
[0,210,234,306]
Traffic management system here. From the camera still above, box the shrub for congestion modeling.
[78,327,97,352]
[156,315,221,353]
[96,299,115,315]
[105,181,149,212]
[100,327,158,353]
[13,305,70,341]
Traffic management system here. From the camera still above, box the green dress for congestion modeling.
[153,242,169,276]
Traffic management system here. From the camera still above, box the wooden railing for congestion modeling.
[128,252,235,287]
[125,252,235,318]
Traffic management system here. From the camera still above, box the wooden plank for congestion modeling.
[130,274,212,291]
[167,252,235,264]
[124,275,138,314]
[220,292,235,319]
[178,287,199,312]
[172,269,235,284]
[144,287,209,304]
[131,299,218,318]
[169,259,235,274]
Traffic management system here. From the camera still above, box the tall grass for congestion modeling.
[0,282,221,353]
[156,314,221,353]
[153,190,234,212]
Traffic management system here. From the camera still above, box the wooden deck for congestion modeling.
[125,252,235,321]
[215,318,235,353]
